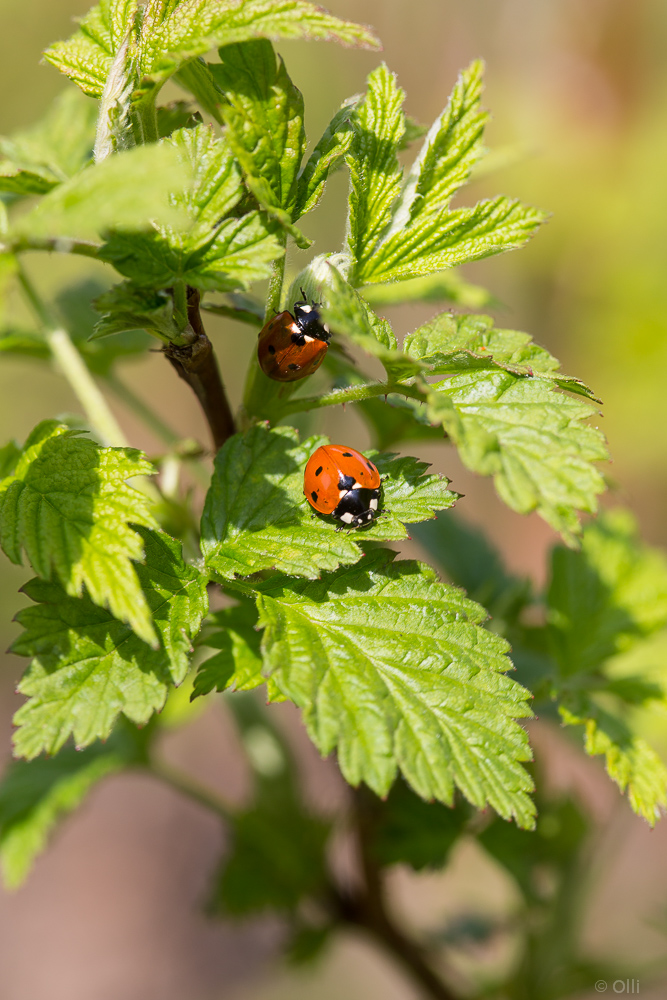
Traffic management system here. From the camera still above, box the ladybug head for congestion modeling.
[293,294,330,342]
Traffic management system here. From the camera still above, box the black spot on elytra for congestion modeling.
[315,466,323,476]
[342,452,352,457]
[288,363,299,370]
[338,474,355,491]
[366,461,374,472]
[311,491,318,502]
[267,344,276,354]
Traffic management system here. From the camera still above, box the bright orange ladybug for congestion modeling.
[304,444,382,528]
[257,293,330,382]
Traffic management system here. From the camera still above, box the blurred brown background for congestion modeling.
[1,1,667,997]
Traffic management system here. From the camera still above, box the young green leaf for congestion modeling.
[44,0,139,99]
[0,722,145,889]
[12,527,208,759]
[346,64,406,283]
[559,700,667,826]
[405,311,598,399]
[0,280,151,373]
[322,265,422,381]
[381,61,489,241]
[93,282,180,341]
[548,511,667,824]
[426,372,608,544]
[0,90,96,196]
[360,195,547,286]
[11,142,187,244]
[0,441,20,479]
[99,125,282,291]
[193,599,263,697]
[139,0,380,87]
[295,97,359,218]
[257,548,536,828]
[200,424,458,581]
[209,40,307,242]
[548,509,667,676]
[0,421,158,644]
[348,60,546,285]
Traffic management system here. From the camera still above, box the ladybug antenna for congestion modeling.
[300,286,307,301]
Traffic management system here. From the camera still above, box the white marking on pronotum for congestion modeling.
[352,482,364,490]
[299,304,313,313]
[339,512,355,524]
[369,498,378,510]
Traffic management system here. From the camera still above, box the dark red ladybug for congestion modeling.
[257,292,330,382]
[304,444,382,528]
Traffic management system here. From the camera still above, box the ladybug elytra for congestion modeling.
[304,445,382,528]
[257,292,330,382]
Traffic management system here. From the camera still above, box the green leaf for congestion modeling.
[209,40,307,242]
[200,424,457,581]
[0,722,144,888]
[57,278,151,374]
[139,0,380,86]
[360,195,547,286]
[211,795,329,916]
[193,599,263,697]
[548,511,667,824]
[93,281,180,342]
[0,327,50,361]
[99,125,282,291]
[0,421,158,644]
[156,100,201,138]
[12,526,208,759]
[548,509,667,675]
[257,548,536,827]
[356,395,444,451]
[351,61,546,285]
[381,61,489,242]
[322,265,422,380]
[44,0,139,98]
[0,90,96,195]
[174,58,225,124]
[362,270,493,311]
[371,780,469,870]
[0,441,20,479]
[559,701,667,826]
[12,142,187,243]
[346,64,406,283]
[426,372,607,544]
[405,311,598,399]
[295,97,358,218]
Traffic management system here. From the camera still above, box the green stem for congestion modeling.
[172,279,189,332]
[147,760,234,821]
[132,94,159,145]
[17,264,128,447]
[10,237,101,259]
[48,330,129,446]
[282,379,425,416]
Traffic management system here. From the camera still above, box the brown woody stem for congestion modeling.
[332,789,458,1000]
[163,287,236,451]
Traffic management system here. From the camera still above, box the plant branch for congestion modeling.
[283,378,426,415]
[163,286,236,451]
[331,788,459,1000]
[17,263,128,447]
[10,237,102,259]
[147,760,234,821]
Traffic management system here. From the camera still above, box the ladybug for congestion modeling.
[304,445,382,528]
[257,291,330,382]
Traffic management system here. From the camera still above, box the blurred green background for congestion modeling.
[1,1,666,998]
